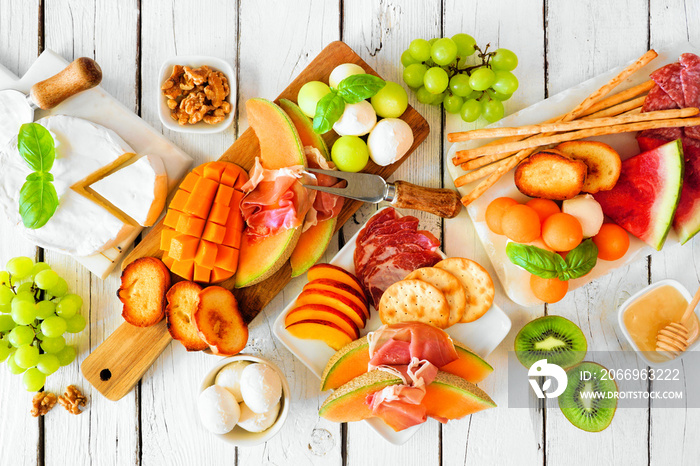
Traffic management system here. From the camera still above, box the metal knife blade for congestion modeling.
[302,168,395,203]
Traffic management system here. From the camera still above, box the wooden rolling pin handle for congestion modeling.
[391,180,462,218]
[30,57,102,110]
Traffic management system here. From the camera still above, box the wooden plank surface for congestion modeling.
[2,1,700,465]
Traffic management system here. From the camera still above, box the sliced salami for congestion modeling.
[637,127,682,140]
[651,62,686,107]
[641,84,678,112]
[680,53,700,108]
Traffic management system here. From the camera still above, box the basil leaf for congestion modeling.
[17,123,55,172]
[336,74,386,104]
[19,178,59,229]
[313,90,346,134]
[26,172,53,182]
[506,242,566,279]
[561,239,598,280]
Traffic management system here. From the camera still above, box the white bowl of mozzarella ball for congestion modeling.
[198,354,290,446]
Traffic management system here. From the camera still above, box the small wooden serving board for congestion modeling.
[82,41,430,401]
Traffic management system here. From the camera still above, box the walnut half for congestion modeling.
[162,64,232,125]
[58,385,87,415]
[31,392,58,417]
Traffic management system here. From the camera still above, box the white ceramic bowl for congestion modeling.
[199,354,290,446]
[617,279,700,367]
[157,55,235,134]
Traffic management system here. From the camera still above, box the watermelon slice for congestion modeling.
[594,140,684,250]
[674,137,700,244]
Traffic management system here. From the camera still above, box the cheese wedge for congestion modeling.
[90,155,167,226]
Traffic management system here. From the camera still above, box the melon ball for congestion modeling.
[298,81,331,118]
[329,63,365,88]
[237,401,281,433]
[370,81,409,118]
[215,360,252,402]
[367,118,414,166]
[333,100,377,136]
[240,363,282,414]
[198,385,240,434]
[562,194,604,238]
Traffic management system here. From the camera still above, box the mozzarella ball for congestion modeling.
[198,385,240,434]
[562,194,604,238]
[329,63,365,88]
[333,100,377,136]
[367,118,414,166]
[215,360,252,402]
[240,363,282,414]
[237,401,281,433]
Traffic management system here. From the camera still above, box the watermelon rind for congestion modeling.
[673,139,700,245]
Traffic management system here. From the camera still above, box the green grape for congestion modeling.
[41,316,67,338]
[14,344,39,369]
[401,50,420,67]
[449,74,472,97]
[466,90,484,100]
[415,86,436,104]
[0,271,10,286]
[483,99,505,123]
[37,353,60,375]
[35,300,56,320]
[297,81,331,118]
[331,136,369,173]
[56,294,82,319]
[423,67,449,94]
[56,345,76,366]
[7,353,25,375]
[11,300,36,326]
[491,48,518,71]
[23,368,45,392]
[428,38,438,46]
[0,314,15,332]
[41,335,66,354]
[460,98,483,122]
[65,314,86,334]
[0,303,9,314]
[16,282,33,295]
[0,285,14,306]
[14,291,35,304]
[452,33,477,56]
[403,63,428,88]
[8,325,34,347]
[35,331,44,340]
[0,344,11,363]
[443,94,464,114]
[370,81,408,118]
[431,92,446,105]
[408,39,431,62]
[492,70,519,95]
[487,88,512,101]
[430,38,458,66]
[6,256,34,280]
[31,262,51,278]
[34,269,59,290]
[468,67,496,91]
[47,277,68,298]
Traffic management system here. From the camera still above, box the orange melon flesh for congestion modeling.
[290,218,337,278]
[286,320,353,351]
[246,98,306,169]
[234,227,300,288]
[319,371,403,422]
[423,372,496,421]
[278,98,330,159]
[440,342,494,384]
[285,303,360,340]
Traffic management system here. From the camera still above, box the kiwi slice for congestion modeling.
[559,362,617,432]
[514,315,587,369]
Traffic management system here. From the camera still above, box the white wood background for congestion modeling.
[0,1,699,465]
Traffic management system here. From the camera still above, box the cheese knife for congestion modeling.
[0,57,102,146]
[303,168,463,218]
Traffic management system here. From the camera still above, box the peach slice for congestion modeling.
[286,320,353,351]
[193,286,248,355]
[285,303,360,340]
[307,264,369,301]
[304,279,369,320]
[295,289,367,329]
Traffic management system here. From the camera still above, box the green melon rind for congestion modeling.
[319,370,403,420]
[233,227,302,288]
[320,335,369,391]
[290,217,337,278]
[430,371,497,409]
[452,341,494,374]
[278,98,330,159]
[648,139,684,250]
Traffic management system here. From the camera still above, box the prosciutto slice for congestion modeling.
[302,147,344,231]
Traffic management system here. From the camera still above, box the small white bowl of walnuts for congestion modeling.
[158,56,235,134]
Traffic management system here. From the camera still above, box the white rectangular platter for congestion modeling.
[273,207,512,445]
[0,50,192,278]
[446,42,697,307]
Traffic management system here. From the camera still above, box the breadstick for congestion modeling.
[578,79,655,117]
[451,108,696,142]
[455,115,700,163]
[454,159,508,187]
[582,95,646,119]
[461,148,534,206]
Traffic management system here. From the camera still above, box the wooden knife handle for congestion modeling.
[30,57,102,110]
[392,180,462,218]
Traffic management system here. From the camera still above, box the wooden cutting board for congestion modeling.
[82,41,430,401]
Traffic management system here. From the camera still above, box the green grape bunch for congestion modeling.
[0,256,85,392]
[401,34,519,123]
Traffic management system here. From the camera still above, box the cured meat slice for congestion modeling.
[685,126,700,140]
[641,84,679,112]
[637,127,682,141]
[356,208,398,244]
[368,322,458,370]
[356,228,439,279]
[651,62,685,107]
[680,53,700,108]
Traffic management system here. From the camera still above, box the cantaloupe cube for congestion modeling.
[163,210,181,229]
[175,214,206,237]
[168,189,190,211]
[160,228,178,252]
[184,177,218,218]
[203,162,227,181]
[214,184,234,206]
[170,259,195,280]
[169,235,199,261]
[210,267,234,283]
[202,222,226,244]
[178,172,201,193]
[222,210,244,248]
[195,240,218,269]
[193,263,211,283]
[161,254,175,269]
[208,203,230,226]
[215,245,239,272]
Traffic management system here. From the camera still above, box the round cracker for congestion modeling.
[435,258,495,323]
[404,267,466,327]
[378,279,450,328]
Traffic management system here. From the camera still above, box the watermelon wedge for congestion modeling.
[594,140,684,250]
[674,137,700,244]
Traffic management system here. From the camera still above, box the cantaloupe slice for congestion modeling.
[234,227,302,288]
[246,98,307,169]
[290,218,337,278]
[440,342,494,383]
[278,98,330,159]
[423,372,496,420]
[319,370,403,422]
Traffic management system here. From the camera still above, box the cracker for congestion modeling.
[378,279,450,328]
[435,258,495,323]
[404,267,466,327]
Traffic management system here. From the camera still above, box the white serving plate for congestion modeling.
[446,42,697,306]
[0,50,193,278]
[273,207,512,445]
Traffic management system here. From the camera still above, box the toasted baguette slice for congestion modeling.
[118,257,171,327]
[165,281,209,351]
[194,286,248,355]
[514,150,587,200]
[554,141,621,194]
